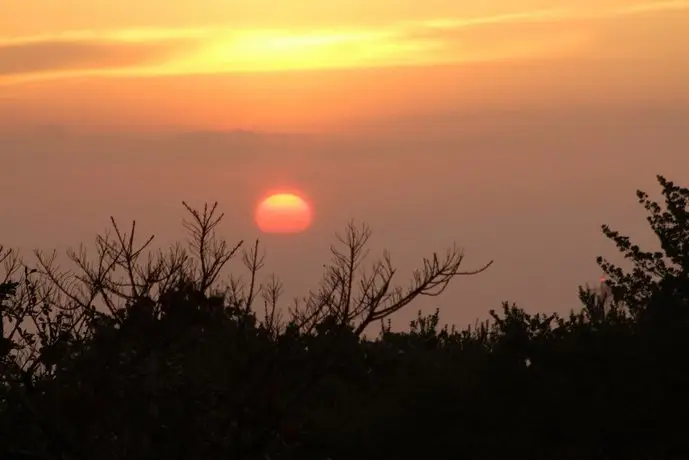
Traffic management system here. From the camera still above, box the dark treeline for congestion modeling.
[1,175,688,460]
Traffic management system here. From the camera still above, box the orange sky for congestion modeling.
[2,0,689,328]
[2,0,688,131]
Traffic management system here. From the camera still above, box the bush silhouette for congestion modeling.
[0,202,490,459]
[1,175,688,460]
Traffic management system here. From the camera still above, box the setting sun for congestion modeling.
[255,192,313,234]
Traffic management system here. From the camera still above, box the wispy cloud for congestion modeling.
[0,29,206,84]
[0,27,208,46]
[1,0,687,84]
[0,39,196,76]
[616,0,689,14]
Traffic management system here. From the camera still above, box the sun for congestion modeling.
[255,191,313,234]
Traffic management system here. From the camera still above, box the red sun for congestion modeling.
[255,191,313,234]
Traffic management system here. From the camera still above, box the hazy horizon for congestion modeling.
[2,0,688,329]
[4,102,688,329]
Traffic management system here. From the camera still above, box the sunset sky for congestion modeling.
[2,0,688,131]
[1,1,688,328]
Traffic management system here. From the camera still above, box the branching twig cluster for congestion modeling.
[290,221,493,336]
[1,203,491,460]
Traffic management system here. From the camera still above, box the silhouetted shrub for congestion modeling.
[1,175,688,460]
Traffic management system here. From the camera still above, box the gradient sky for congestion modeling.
[1,1,688,329]
[2,0,689,130]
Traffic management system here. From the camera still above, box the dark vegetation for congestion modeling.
[1,175,688,459]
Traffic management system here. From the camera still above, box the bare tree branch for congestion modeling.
[289,221,493,336]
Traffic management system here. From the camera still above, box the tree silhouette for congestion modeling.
[598,175,689,314]
[1,202,491,460]
[2,174,689,459]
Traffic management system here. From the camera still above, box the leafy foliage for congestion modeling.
[1,175,689,460]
